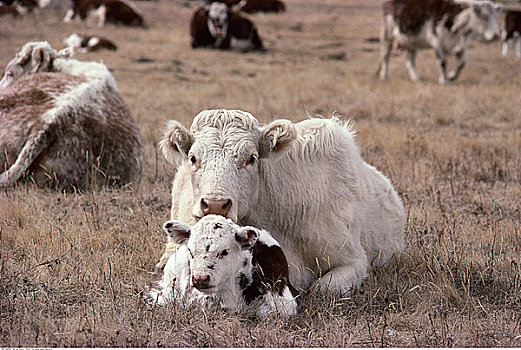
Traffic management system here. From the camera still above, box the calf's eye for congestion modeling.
[190,155,197,165]
[246,155,256,166]
[219,249,229,258]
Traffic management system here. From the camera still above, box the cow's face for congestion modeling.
[160,109,297,223]
[207,2,229,38]
[466,2,501,42]
[163,215,259,293]
[0,41,71,91]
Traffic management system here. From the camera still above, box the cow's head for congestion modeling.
[207,2,229,38]
[163,215,260,293]
[0,41,72,91]
[454,1,502,42]
[161,109,296,223]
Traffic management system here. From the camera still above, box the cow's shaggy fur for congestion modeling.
[0,41,144,189]
[378,0,502,83]
[148,215,298,317]
[157,109,406,296]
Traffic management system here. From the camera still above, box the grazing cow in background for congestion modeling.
[155,109,406,297]
[378,0,502,84]
[63,33,117,53]
[149,215,298,317]
[0,2,20,16]
[206,0,285,13]
[0,41,144,189]
[190,2,264,51]
[63,0,145,27]
[502,9,521,57]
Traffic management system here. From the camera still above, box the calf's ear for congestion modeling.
[163,220,192,244]
[235,227,259,249]
[30,43,55,73]
[160,120,193,167]
[259,119,297,158]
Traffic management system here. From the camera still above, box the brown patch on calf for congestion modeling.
[241,241,296,304]
[384,0,467,35]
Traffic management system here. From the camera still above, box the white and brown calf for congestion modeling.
[149,215,298,317]
[502,10,521,58]
[63,33,117,53]
[190,2,264,51]
[378,0,502,83]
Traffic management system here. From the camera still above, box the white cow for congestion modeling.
[148,215,298,317]
[156,109,405,296]
[378,0,502,84]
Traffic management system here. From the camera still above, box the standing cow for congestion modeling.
[378,0,502,84]
[63,0,145,27]
[502,10,521,58]
[190,2,265,51]
[156,109,405,296]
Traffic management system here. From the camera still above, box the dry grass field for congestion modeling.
[1,0,521,347]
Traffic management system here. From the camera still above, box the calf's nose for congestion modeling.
[201,197,232,217]
[192,274,211,290]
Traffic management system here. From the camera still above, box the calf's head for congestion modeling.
[160,109,296,222]
[455,1,502,42]
[163,215,260,293]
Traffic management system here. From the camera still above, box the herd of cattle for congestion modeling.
[0,0,519,317]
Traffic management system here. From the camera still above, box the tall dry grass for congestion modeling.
[1,0,520,346]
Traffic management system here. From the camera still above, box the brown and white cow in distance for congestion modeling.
[378,0,502,84]
[156,109,406,297]
[63,33,117,53]
[502,9,521,58]
[0,41,144,189]
[190,2,265,51]
[148,215,298,317]
[63,0,144,27]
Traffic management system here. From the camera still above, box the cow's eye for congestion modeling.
[219,249,229,258]
[6,71,13,77]
[246,155,257,166]
[189,155,197,165]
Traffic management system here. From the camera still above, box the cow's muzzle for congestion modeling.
[200,196,232,218]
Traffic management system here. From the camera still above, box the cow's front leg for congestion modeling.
[447,50,466,81]
[378,24,393,80]
[314,253,368,296]
[435,49,449,84]
[405,49,420,81]
[515,35,521,58]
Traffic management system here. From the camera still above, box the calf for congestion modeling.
[190,2,264,51]
[63,33,117,53]
[149,215,298,317]
[378,0,502,84]
[502,10,521,58]
[63,0,144,27]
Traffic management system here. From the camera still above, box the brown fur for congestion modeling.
[69,0,144,26]
[383,0,467,35]
[504,10,521,41]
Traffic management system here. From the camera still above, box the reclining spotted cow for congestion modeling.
[0,41,144,189]
[378,0,502,84]
[148,215,298,317]
[155,109,406,297]
[190,1,264,51]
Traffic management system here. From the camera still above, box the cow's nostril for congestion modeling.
[222,199,231,211]
[201,198,209,210]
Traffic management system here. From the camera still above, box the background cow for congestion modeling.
[156,109,406,297]
[63,0,145,27]
[190,2,264,51]
[148,215,298,317]
[206,0,285,13]
[501,9,521,57]
[0,41,144,189]
[378,0,502,84]
[63,33,118,53]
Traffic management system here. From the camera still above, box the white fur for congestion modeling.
[149,215,298,317]
[379,0,501,83]
[158,110,406,296]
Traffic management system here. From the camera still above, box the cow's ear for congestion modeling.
[259,119,297,158]
[163,220,191,244]
[30,43,55,73]
[235,227,259,249]
[160,120,193,167]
